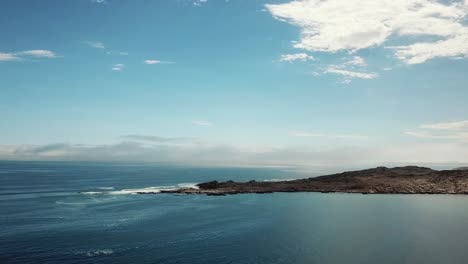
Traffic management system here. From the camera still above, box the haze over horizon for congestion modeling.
[1,0,468,167]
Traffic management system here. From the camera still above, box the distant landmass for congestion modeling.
[161,166,468,195]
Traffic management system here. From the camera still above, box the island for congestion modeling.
[160,166,468,195]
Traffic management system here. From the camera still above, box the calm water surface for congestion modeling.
[1,161,468,264]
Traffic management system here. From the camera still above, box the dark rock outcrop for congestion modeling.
[160,166,468,195]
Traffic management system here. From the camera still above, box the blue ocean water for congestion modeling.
[2,161,468,264]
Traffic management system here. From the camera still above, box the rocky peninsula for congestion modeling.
[161,166,468,195]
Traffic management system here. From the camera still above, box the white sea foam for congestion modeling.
[81,191,103,195]
[177,183,200,189]
[108,187,168,195]
[98,187,115,190]
[81,183,200,195]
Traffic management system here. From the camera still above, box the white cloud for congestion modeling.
[389,29,468,64]
[107,51,128,56]
[344,56,366,66]
[405,120,468,143]
[279,53,315,62]
[3,139,467,168]
[85,42,128,56]
[123,135,195,143]
[0,50,57,62]
[112,63,124,71]
[404,130,468,142]
[404,131,453,139]
[0,53,19,61]
[17,50,57,58]
[193,0,208,6]
[91,0,106,4]
[321,56,375,83]
[191,120,212,126]
[290,131,324,137]
[144,60,161,65]
[144,60,174,65]
[85,41,105,49]
[420,120,468,131]
[325,65,378,79]
[290,130,367,139]
[266,0,468,64]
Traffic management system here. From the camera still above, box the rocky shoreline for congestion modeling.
[160,166,468,196]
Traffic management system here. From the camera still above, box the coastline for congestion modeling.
[160,166,468,196]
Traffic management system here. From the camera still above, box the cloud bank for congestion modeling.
[1,138,467,168]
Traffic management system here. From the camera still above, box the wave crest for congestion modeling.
[81,183,199,195]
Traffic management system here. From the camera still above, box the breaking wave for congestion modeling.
[81,183,199,195]
[80,191,102,195]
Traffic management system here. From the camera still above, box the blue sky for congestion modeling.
[1,0,468,168]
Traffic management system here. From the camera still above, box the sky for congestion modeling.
[1,0,468,168]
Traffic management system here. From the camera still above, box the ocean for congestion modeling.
[2,161,468,264]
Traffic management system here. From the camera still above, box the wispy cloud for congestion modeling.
[112,63,124,71]
[279,53,315,62]
[85,41,105,49]
[107,51,128,56]
[266,0,468,64]
[90,0,106,4]
[191,120,212,126]
[344,56,366,67]
[143,59,174,65]
[144,60,161,65]
[420,120,468,131]
[325,66,377,80]
[85,41,128,57]
[123,135,195,143]
[289,131,324,137]
[0,53,20,61]
[193,0,208,7]
[405,120,468,143]
[290,130,367,140]
[323,56,377,83]
[17,50,57,58]
[0,50,58,62]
